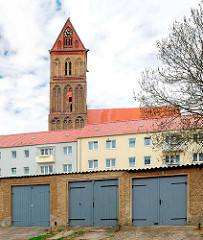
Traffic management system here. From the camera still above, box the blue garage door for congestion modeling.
[12,185,50,226]
[132,176,187,226]
[69,179,118,226]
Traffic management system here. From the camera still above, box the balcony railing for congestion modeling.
[162,142,185,152]
[35,155,55,163]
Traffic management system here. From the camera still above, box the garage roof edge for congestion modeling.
[0,163,202,180]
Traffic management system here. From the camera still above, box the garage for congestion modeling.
[12,185,50,226]
[132,175,187,226]
[69,179,118,226]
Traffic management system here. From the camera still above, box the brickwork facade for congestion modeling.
[0,165,202,227]
[49,18,87,130]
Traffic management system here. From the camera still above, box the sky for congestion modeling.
[0,0,200,135]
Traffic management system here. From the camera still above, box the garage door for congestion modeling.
[69,179,118,226]
[132,176,187,226]
[12,185,50,226]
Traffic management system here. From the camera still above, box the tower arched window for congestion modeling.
[64,27,73,47]
[57,40,61,49]
[51,117,60,131]
[75,58,83,76]
[63,117,72,129]
[65,58,71,76]
[52,85,61,112]
[75,40,79,48]
[75,116,84,129]
[68,38,72,46]
[69,62,72,75]
[63,85,73,113]
[75,84,84,112]
[53,58,61,77]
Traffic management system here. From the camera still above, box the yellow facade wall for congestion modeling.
[78,133,163,172]
[78,132,202,172]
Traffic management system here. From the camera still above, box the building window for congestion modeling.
[88,160,98,169]
[63,146,72,155]
[12,151,17,158]
[24,150,29,158]
[106,158,116,168]
[52,85,61,112]
[129,138,136,147]
[69,62,72,75]
[68,38,72,46]
[106,140,116,149]
[129,157,136,166]
[24,167,29,175]
[144,137,151,146]
[40,166,53,174]
[65,61,71,76]
[40,148,53,156]
[88,141,98,151]
[75,116,84,129]
[11,168,17,175]
[65,61,68,75]
[193,153,203,162]
[165,155,180,164]
[144,156,151,165]
[63,164,72,173]
[63,117,72,130]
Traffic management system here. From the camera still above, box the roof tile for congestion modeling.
[0,129,82,148]
[87,106,179,124]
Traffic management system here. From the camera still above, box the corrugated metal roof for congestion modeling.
[0,163,202,179]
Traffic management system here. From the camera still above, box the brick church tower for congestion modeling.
[49,18,88,130]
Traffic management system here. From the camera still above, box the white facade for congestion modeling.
[0,141,77,177]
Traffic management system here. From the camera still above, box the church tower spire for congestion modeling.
[48,18,88,130]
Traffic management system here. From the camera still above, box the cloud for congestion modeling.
[0,0,200,134]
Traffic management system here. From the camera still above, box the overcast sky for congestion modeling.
[0,0,200,135]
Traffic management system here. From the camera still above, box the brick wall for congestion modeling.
[0,165,202,227]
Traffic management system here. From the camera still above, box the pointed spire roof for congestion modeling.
[50,18,87,52]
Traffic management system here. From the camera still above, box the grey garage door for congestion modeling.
[132,176,187,226]
[12,185,50,226]
[69,179,118,226]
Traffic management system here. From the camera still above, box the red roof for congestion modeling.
[80,118,159,139]
[0,129,82,148]
[87,107,179,124]
[1,114,200,148]
[80,115,202,139]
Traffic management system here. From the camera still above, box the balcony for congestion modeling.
[162,142,185,152]
[35,155,55,163]
[162,154,182,167]
[163,160,181,166]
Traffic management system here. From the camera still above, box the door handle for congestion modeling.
[159,199,162,205]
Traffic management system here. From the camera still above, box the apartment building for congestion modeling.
[0,117,202,177]
[77,118,203,172]
[0,129,81,177]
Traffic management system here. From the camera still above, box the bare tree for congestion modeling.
[136,3,203,165]
[137,3,203,121]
